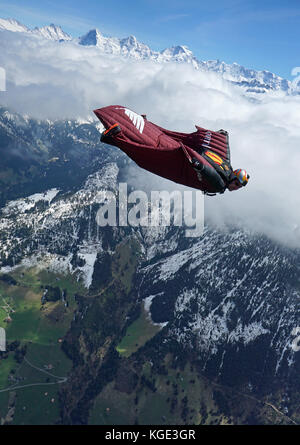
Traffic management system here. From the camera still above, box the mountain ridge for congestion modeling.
[0,17,71,41]
[0,17,296,95]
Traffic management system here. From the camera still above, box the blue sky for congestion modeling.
[1,0,300,79]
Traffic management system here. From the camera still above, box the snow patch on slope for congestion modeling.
[3,188,60,214]
[77,250,98,288]
[144,294,168,328]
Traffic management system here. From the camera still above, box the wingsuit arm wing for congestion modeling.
[191,157,226,193]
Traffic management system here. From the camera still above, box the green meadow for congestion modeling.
[116,306,161,358]
[0,266,83,424]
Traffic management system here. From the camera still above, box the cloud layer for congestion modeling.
[1,30,300,247]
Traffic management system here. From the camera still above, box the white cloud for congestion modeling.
[0,30,300,247]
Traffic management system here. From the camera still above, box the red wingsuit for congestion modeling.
[93,105,242,194]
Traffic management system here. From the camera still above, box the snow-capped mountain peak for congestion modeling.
[160,45,195,62]
[121,35,138,46]
[78,28,124,55]
[0,17,71,41]
[0,16,298,95]
[79,29,153,59]
[0,17,29,33]
[32,23,72,41]
[78,28,103,46]
[119,35,153,58]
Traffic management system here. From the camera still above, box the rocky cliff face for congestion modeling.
[138,225,300,390]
